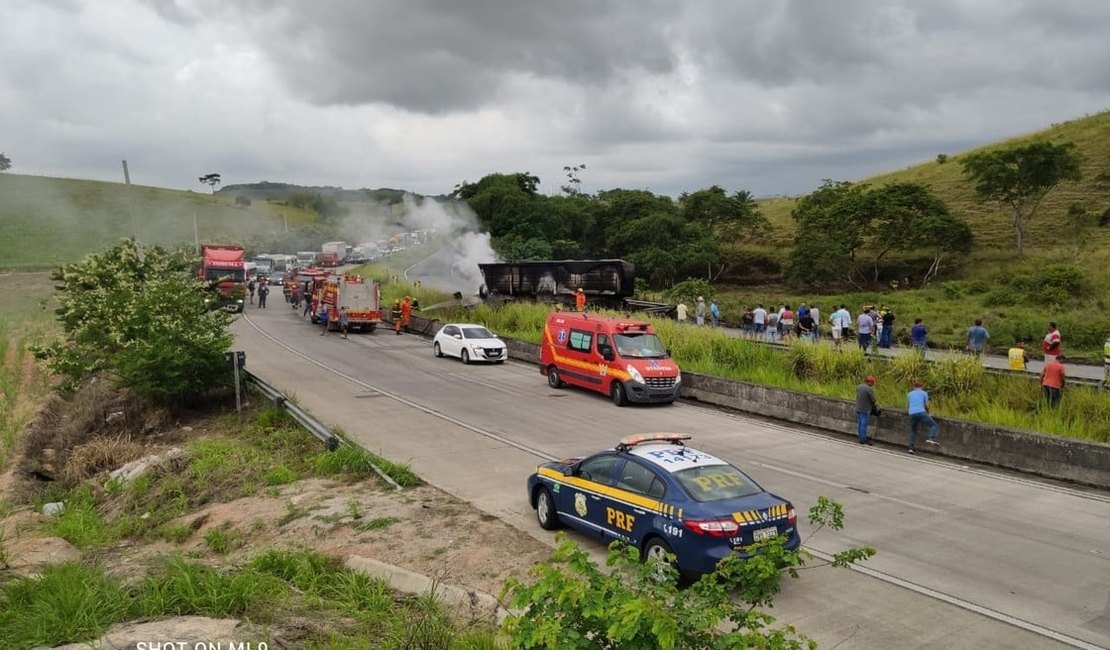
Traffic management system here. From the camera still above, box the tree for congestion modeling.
[501,496,874,649]
[0,151,11,172]
[867,182,971,285]
[787,180,872,287]
[199,172,222,193]
[679,186,769,281]
[561,163,587,196]
[960,142,1082,256]
[36,239,233,406]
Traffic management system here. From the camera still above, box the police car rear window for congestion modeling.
[673,465,762,502]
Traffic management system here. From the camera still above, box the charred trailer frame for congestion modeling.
[478,259,635,309]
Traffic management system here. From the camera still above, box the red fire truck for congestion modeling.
[313,273,382,332]
[199,244,246,313]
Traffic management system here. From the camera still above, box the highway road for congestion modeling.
[234,303,1110,649]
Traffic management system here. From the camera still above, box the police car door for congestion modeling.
[567,453,623,540]
[610,458,668,545]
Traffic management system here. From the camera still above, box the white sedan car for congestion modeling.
[433,323,507,364]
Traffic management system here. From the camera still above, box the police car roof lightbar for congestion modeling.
[617,433,693,451]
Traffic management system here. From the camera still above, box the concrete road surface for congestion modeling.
[234,304,1110,650]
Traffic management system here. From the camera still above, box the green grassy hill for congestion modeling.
[0,174,319,269]
[757,110,1110,254]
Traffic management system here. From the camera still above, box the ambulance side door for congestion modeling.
[562,328,601,391]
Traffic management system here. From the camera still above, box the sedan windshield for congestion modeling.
[673,465,763,502]
[462,327,495,340]
[613,332,667,359]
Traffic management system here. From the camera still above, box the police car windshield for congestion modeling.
[462,327,495,339]
[673,465,762,502]
[614,332,667,359]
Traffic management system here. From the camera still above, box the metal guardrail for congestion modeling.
[242,369,404,490]
[244,370,340,450]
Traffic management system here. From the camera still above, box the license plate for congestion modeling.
[753,526,778,542]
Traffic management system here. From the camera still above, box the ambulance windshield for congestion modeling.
[613,332,667,359]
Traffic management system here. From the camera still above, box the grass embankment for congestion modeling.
[0,174,318,269]
[428,302,1110,442]
[0,272,56,467]
[0,404,500,648]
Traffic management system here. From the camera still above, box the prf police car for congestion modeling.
[527,434,800,576]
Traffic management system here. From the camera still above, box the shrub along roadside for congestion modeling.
[428,302,1110,442]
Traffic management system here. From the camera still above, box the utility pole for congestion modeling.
[122,160,143,262]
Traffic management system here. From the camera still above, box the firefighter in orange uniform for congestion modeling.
[575,288,587,312]
[392,300,403,335]
[400,296,413,332]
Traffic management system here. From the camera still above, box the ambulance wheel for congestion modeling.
[461,349,470,364]
[535,488,559,530]
[434,342,443,358]
[547,366,563,388]
[611,381,627,407]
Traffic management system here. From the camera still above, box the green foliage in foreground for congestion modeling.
[36,239,233,406]
[436,303,1110,441]
[502,497,873,649]
[0,551,497,649]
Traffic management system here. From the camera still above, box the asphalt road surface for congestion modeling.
[235,303,1110,650]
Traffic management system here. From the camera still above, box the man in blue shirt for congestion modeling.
[966,319,990,356]
[906,381,939,454]
[910,318,928,356]
[710,299,721,328]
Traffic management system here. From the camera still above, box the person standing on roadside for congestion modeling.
[780,304,794,338]
[710,299,721,328]
[910,318,928,356]
[695,296,707,326]
[857,308,875,352]
[339,306,350,339]
[879,306,896,349]
[798,309,815,340]
[741,307,754,336]
[855,375,878,445]
[809,305,821,341]
[319,305,330,336]
[257,282,269,309]
[830,305,845,350]
[1103,335,1110,390]
[247,278,256,305]
[906,380,940,454]
[676,301,688,323]
[753,303,767,338]
[1040,354,1066,408]
[966,319,990,356]
[401,295,413,332]
[1041,322,1062,363]
[575,288,587,313]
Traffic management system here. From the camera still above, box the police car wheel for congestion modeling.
[433,342,443,358]
[535,488,559,530]
[547,366,563,388]
[611,382,627,407]
[460,349,470,364]
[642,537,674,566]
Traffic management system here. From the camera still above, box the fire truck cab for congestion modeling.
[540,312,680,406]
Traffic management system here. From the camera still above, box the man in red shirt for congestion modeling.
[1040,354,1066,408]
[1041,322,1062,363]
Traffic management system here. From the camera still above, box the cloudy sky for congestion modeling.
[3,0,1109,199]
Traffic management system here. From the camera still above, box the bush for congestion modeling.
[0,562,132,648]
[501,497,874,649]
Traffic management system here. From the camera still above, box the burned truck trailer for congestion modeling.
[477,259,635,309]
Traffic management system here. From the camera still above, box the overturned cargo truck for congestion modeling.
[478,259,640,310]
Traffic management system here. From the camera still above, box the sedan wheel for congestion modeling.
[433,342,443,358]
[535,488,559,530]
[461,349,470,364]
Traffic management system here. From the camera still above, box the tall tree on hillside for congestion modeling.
[788,180,872,287]
[199,172,222,193]
[0,151,11,172]
[868,182,972,284]
[679,186,769,280]
[959,142,1082,256]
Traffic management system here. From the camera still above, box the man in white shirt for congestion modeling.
[753,304,768,338]
[809,306,821,341]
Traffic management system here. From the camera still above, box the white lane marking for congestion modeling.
[806,546,1107,650]
[756,462,943,514]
